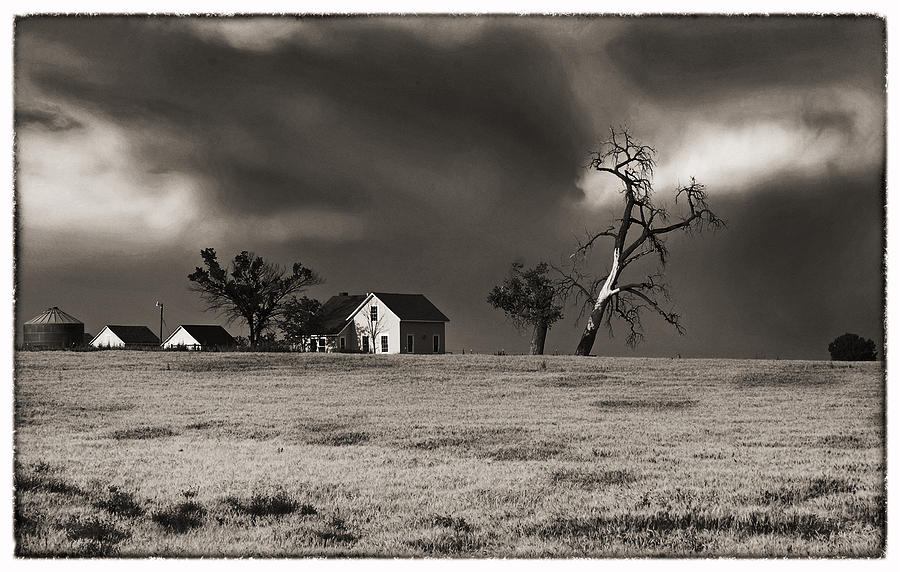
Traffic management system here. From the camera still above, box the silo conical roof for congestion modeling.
[25,306,83,325]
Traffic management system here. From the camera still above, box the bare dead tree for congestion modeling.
[355,302,390,354]
[559,127,723,356]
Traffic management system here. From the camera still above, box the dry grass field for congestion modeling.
[13,351,884,558]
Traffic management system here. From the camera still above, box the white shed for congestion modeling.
[90,325,160,349]
[161,325,235,350]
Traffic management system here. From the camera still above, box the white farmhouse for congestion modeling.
[90,325,160,349]
[161,325,235,350]
[305,292,449,354]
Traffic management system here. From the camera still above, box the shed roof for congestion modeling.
[370,292,449,322]
[170,325,235,347]
[317,294,367,335]
[25,306,82,325]
[102,325,160,345]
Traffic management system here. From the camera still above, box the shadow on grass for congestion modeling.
[536,510,856,545]
[109,426,178,440]
[551,468,638,488]
[591,399,698,410]
[818,434,868,448]
[483,441,567,461]
[732,365,839,388]
[541,373,617,388]
[309,431,371,446]
[757,477,858,505]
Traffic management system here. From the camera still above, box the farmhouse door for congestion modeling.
[407,334,414,353]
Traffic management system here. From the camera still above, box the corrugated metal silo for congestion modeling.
[23,307,85,349]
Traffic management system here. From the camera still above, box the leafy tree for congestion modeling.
[279,296,323,348]
[487,261,564,355]
[828,333,877,361]
[556,127,723,355]
[188,248,323,348]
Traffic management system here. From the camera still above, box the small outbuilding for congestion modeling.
[23,306,85,349]
[90,325,160,349]
[161,325,235,350]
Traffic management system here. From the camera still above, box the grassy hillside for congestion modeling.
[13,352,885,557]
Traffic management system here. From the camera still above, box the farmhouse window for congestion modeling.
[407,334,414,353]
[362,336,369,352]
[433,335,440,353]
[340,337,345,350]
[370,306,378,322]
[381,335,388,353]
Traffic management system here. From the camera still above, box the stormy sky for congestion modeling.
[14,15,885,358]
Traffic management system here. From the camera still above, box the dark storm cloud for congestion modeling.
[606,16,885,104]
[20,16,593,218]
[15,107,83,132]
[14,16,886,358]
[660,168,884,359]
[799,107,859,138]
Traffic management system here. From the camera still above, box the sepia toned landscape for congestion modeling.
[14,352,884,557]
[12,14,887,560]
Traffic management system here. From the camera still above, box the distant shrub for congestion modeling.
[224,491,316,517]
[151,501,206,533]
[93,486,145,517]
[29,461,53,474]
[60,514,131,549]
[408,516,483,555]
[828,333,877,361]
[312,516,357,547]
[430,515,473,533]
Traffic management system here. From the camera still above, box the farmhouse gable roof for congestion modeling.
[348,292,449,323]
[316,294,367,335]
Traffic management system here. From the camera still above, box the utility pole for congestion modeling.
[155,301,164,345]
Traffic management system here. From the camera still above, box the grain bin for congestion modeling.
[23,307,85,349]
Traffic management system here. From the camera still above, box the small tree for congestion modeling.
[279,296,323,349]
[188,248,323,348]
[828,333,877,361]
[355,302,389,354]
[487,261,564,355]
